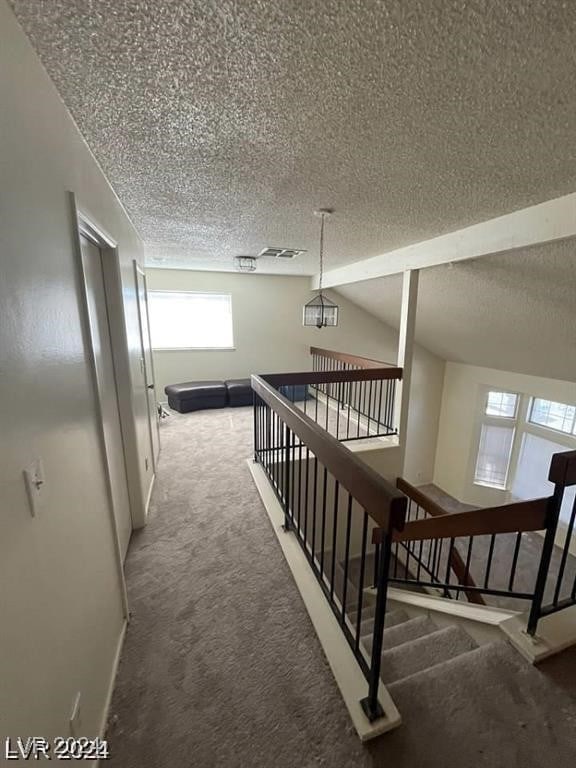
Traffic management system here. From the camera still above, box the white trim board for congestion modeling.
[500,606,576,664]
[95,620,127,767]
[376,587,518,626]
[248,459,401,741]
[315,192,576,288]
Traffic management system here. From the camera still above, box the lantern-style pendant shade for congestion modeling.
[303,293,339,328]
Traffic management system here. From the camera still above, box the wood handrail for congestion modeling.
[387,497,550,543]
[310,346,396,370]
[262,367,402,386]
[396,478,455,519]
[251,374,406,532]
[394,478,485,605]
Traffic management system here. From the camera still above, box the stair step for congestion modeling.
[359,608,410,638]
[363,615,438,654]
[378,625,478,685]
[384,641,576,765]
[348,602,377,625]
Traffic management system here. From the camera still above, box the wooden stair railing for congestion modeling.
[373,480,553,607]
[394,479,486,605]
[390,497,549,542]
[310,346,397,370]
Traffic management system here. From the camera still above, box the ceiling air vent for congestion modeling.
[258,247,307,260]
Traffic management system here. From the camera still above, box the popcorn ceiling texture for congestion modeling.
[9,0,576,273]
[336,241,576,381]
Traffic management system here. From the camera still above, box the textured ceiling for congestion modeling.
[336,241,576,382]
[9,0,576,274]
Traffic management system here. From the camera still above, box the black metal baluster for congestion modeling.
[330,480,340,600]
[377,379,384,434]
[297,438,303,537]
[361,530,392,723]
[303,446,310,555]
[445,538,455,587]
[253,395,258,461]
[354,511,369,651]
[320,467,328,575]
[508,532,523,591]
[484,534,496,589]
[282,423,291,530]
[356,379,361,438]
[372,542,380,589]
[366,381,373,436]
[341,494,353,623]
[460,537,474,601]
[311,457,318,570]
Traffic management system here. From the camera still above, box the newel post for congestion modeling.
[526,451,576,635]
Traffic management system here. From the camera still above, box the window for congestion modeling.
[474,423,515,488]
[486,391,518,418]
[512,433,576,527]
[148,291,234,350]
[529,398,576,435]
[473,390,518,489]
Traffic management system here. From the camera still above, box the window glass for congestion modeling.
[529,398,576,435]
[148,291,234,349]
[512,433,576,528]
[474,423,515,488]
[486,391,518,418]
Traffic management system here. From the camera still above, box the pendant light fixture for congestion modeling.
[303,208,339,328]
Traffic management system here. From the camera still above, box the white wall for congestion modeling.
[0,0,151,744]
[434,362,576,505]
[147,268,445,484]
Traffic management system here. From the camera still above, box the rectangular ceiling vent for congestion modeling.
[258,247,307,260]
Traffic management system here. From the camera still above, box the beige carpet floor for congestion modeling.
[106,406,576,768]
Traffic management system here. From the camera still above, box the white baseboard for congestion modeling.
[144,472,155,518]
[501,605,576,663]
[248,459,401,741]
[96,620,127,766]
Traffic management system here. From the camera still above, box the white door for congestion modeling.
[135,264,160,468]
[81,235,132,560]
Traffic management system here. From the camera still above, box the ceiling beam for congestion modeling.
[313,193,576,289]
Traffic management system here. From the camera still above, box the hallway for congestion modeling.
[106,406,369,766]
[107,407,576,768]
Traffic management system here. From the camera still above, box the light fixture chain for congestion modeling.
[319,212,325,293]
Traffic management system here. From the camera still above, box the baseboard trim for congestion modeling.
[144,472,156,518]
[96,619,127,767]
[501,605,576,664]
[248,459,401,741]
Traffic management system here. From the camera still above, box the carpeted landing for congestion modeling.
[106,406,576,768]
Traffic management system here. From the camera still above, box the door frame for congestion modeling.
[134,261,160,471]
[69,192,130,618]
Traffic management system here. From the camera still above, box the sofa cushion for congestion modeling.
[165,380,227,413]
[225,378,253,407]
[165,380,226,399]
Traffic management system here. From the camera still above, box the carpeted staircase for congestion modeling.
[334,556,555,731]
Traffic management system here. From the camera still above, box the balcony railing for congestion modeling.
[252,372,407,721]
[382,456,576,634]
[270,347,402,443]
[251,352,576,726]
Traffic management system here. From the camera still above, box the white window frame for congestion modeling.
[148,290,235,351]
[472,388,520,490]
[470,388,576,495]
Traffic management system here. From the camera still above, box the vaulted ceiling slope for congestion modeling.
[335,242,576,383]
[9,1,576,274]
